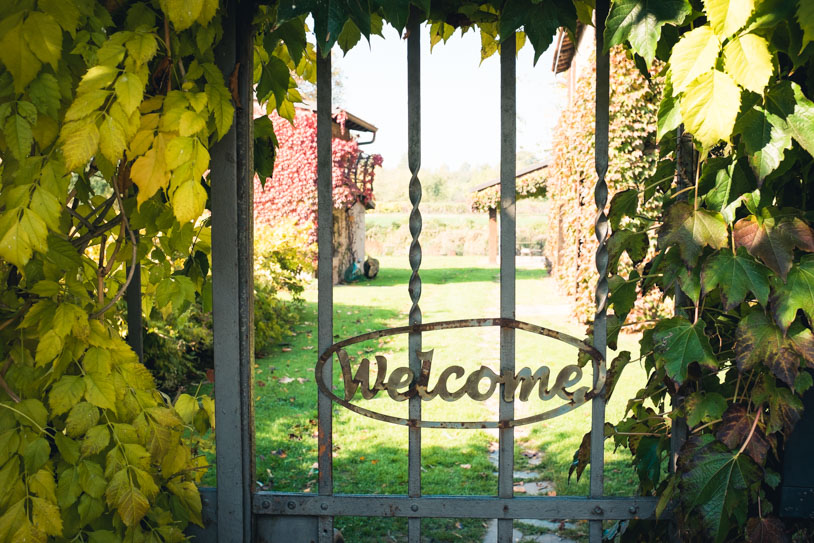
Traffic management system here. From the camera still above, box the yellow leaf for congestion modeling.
[724,33,773,94]
[0,210,32,269]
[179,110,206,136]
[704,0,754,38]
[84,371,117,411]
[114,73,144,115]
[130,140,169,205]
[171,179,207,223]
[31,497,62,536]
[35,329,63,366]
[29,469,57,503]
[128,129,154,157]
[116,487,149,526]
[161,0,204,31]
[23,12,62,70]
[60,119,100,171]
[29,186,61,230]
[99,113,127,163]
[197,0,218,25]
[77,65,118,95]
[31,114,59,149]
[64,89,109,122]
[164,136,195,170]
[174,394,198,424]
[20,208,49,253]
[124,32,158,65]
[681,70,742,149]
[669,26,720,94]
[0,13,41,94]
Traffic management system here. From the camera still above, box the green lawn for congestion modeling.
[210,256,646,542]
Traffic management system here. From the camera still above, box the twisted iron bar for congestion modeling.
[407,24,422,329]
[408,170,422,325]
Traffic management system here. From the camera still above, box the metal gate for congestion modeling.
[199,2,665,542]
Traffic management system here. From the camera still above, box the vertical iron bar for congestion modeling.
[591,3,610,542]
[211,0,254,541]
[406,20,422,543]
[498,32,516,543]
[317,48,335,543]
[125,251,142,364]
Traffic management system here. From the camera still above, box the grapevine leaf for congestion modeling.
[161,0,204,31]
[681,70,741,149]
[685,391,727,427]
[23,12,62,70]
[746,516,787,543]
[716,404,769,465]
[772,255,814,331]
[337,19,361,54]
[789,322,814,368]
[23,437,50,473]
[0,210,32,269]
[733,107,792,182]
[604,0,691,67]
[179,111,206,137]
[81,425,110,456]
[205,82,234,140]
[704,0,755,37]
[49,375,86,415]
[680,439,760,543]
[0,499,25,543]
[786,83,814,157]
[608,229,649,274]
[30,187,62,231]
[117,486,150,526]
[653,317,718,383]
[375,0,410,34]
[734,215,814,279]
[4,113,33,160]
[197,0,218,25]
[723,33,772,94]
[78,461,107,499]
[29,469,57,503]
[703,158,754,224]
[609,271,639,319]
[98,113,127,163]
[0,13,42,93]
[16,398,48,429]
[701,248,770,309]
[56,464,80,505]
[608,189,638,230]
[28,72,61,119]
[124,32,158,65]
[174,394,198,424]
[669,25,720,94]
[735,311,800,386]
[38,0,80,35]
[658,77,681,139]
[659,202,729,265]
[35,329,63,366]
[796,0,814,49]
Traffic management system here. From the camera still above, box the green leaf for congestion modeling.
[23,12,62,70]
[39,0,80,35]
[658,202,729,265]
[23,437,50,473]
[35,329,63,366]
[733,214,814,279]
[66,402,100,437]
[0,13,42,93]
[4,113,33,159]
[125,32,158,65]
[799,0,814,49]
[78,460,107,499]
[84,372,117,411]
[735,311,801,385]
[31,496,62,536]
[701,248,770,310]
[653,317,718,383]
[29,468,57,503]
[65,89,109,122]
[16,398,48,429]
[669,25,720,94]
[609,271,639,319]
[114,73,144,115]
[337,19,362,54]
[28,72,61,118]
[81,425,110,456]
[786,83,814,157]
[161,0,204,31]
[605,0,691,67]
[657,77,681,140]
[681,439,760,542]
[205,82,234,140]
[99,113,127,163]
[773,255,814,331]
[733,107,792,182]
[376,0,409,34]
[703,158,755,224]
[681,70,741,149]
[723,33,772,94]
[704,0,755,37]
[0,499,26,543]
[54,432,80,466]
[685,391,727,427]
[608,189,638,230]
[117,486,150,526]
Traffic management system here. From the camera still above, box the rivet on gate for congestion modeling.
[287,501,296,510]
[628,506,638,515]
[411,504,419,512]
[261,500,270,509]
[592,506,603,515]
[321,503,329,511]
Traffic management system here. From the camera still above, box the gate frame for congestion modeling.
[199,1,673,541]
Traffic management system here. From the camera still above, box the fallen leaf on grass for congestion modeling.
[513,485,526,493]
[282,347,292,352]
[296,378,308,384]
[278,377,294,384]
[459,464,471,469]
[256,380,266,387]
[302,345,314,350]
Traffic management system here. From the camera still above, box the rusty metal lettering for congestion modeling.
[314,318,606,428]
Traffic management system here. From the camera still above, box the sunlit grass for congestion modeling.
[207,256,647,542]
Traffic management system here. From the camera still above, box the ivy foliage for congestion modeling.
[599,0,814,540]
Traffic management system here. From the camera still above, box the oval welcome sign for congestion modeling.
[314,318,605,429]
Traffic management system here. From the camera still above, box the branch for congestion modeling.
[737,407,762,456]
[90,187,138,319]
[71,215,122,249]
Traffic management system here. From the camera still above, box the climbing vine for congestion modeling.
[469,170,547,213]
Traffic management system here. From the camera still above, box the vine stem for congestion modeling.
[737,406,762,456]
[0,403,47,434]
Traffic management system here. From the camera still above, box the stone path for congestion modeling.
[481,443,581,543]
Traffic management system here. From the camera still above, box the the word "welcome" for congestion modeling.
[337,349,589,404]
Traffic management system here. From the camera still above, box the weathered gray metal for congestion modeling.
[498,31,517,543]
[590,2,610,541]
[316,48,335,543]
[254,493,662,520]
[406,20,422,543]
[210,0,255,540]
